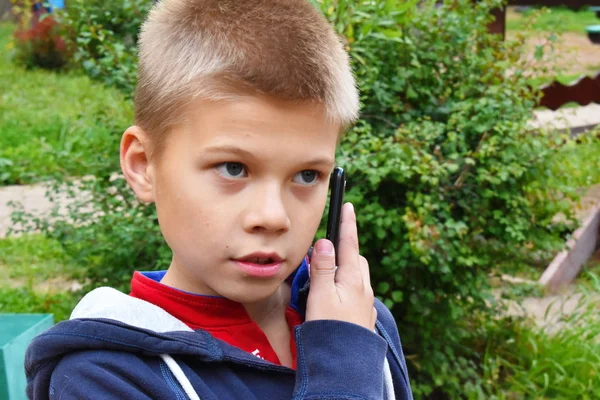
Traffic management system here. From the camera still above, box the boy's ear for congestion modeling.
[120,126,155,203]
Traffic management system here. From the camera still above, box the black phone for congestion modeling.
[326,167,346,265]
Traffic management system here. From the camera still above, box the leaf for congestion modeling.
[391,290,404,303]
[378,282,390,293]
[534,45,544,61]
[381,29,402,39]
[407,86,418,99]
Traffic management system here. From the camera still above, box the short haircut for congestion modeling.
[135,0,359,155]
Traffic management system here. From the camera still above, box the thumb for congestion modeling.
[309,239,337,291]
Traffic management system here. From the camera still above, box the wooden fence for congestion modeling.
[490,1,600,109]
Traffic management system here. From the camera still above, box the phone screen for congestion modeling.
[326,167,346,265]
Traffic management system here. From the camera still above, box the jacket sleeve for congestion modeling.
[47,350,165,400]
[292,320,388,400]
[374,299,414,400]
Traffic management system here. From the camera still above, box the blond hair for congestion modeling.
[135,0,359,152]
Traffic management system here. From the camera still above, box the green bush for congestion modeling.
[12,14,70,70]
[10,175,170,291]
[9,0,71,70]
[318,0,582,396]
[14,0,596,397]
[60,0,153,96]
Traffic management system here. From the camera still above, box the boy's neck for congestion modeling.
[245,284,294,369]
[242,284,291,329]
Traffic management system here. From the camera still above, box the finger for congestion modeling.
[359,255,371,289]
[335,203,361,283]
[371,306,378,331]
[309,239,337,292]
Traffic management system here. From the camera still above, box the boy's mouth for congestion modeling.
[247,257,274,265]
[235,252,283,265]
[232,252,284,278]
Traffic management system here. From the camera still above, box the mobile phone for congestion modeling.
[326,167,346,265]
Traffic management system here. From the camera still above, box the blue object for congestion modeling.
[33,1,64,13]
[47,0,64,9]
[0,314,53,400]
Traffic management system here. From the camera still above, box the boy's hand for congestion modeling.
[306,203,377,331]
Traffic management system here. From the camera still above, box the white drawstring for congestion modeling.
[374,325,397,400]
[160,354,201,400]
[383,357,396,400]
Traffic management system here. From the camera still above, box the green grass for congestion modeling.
[491,319,600,397]
[507,6,600,33]
[0,287,80,322]
[578,256,600,290]
[0,22,133,185]
[0,234,80,286]
[479,271,600,398]
[0,234,83,322]
[549,137,600,190]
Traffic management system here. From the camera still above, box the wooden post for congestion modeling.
[489,7,506,40]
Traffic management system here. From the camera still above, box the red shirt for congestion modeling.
[130,271,303,369]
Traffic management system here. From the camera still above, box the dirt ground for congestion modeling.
[508,31,600,77]
[506,7,600,77]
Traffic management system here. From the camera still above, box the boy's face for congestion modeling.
[126,95,339,304]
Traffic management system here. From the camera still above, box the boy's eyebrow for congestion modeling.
[204,145,335,167]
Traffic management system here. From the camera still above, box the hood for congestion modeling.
[25,288,231,400]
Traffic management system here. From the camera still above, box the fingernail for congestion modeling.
[315,239,333,255]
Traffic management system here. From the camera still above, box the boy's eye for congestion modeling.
[292,170,319,185]
[215,162,247,178]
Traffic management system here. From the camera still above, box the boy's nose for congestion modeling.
[242,184,291,234]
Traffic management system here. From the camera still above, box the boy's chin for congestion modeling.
[219,282,288,305]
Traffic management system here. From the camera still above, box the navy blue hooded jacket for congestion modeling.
[25,262,413,400]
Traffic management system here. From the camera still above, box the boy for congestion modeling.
[25,0,413,399]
